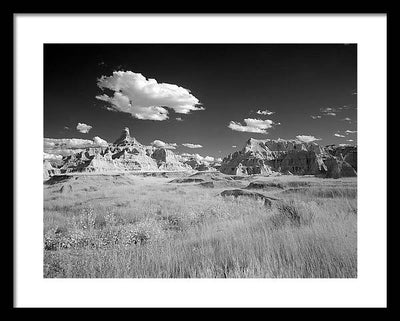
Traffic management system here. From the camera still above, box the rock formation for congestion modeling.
[43,160,60,180]
[113,127,141,146]
[44,128,357,179]
[220,138,357,178]
[325,144,357,171]
[152,148,192,171]
[183,158,216,171]
[44,127,195,177]
[220,189,278,207]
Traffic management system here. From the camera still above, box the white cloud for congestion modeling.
[93,136,108,147]
[43,152,63,160]
[151,140,177,149]
[182,143,203,149]
[181,153,214,163]
[228,118,276,134]
[232,145,237,148]
[76,123,92,134]
[337,105,353,111]
[96,71,204,121]
[311,115,322,119]
[334,133,346,138]
[319,105,356,118]
[320,107,337,116]
[175,117,183,121]
[181,153,192,157]
[296,135,321,143]
[44,137,108,150]
[44,138,94,149]
[215,158,223,163]
[339,143,351,147]
[256,109,275,116]
[342,117,352,122]
[345,130,357,134]
[347,139,354,142]
[64,126,70,130]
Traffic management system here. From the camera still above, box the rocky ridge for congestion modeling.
[44,129,357,180]
[219,138,357,178]
[44,127,196,178]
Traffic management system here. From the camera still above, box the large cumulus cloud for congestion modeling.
[96,71,204,121]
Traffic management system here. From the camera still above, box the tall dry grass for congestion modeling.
[43,175,357,278]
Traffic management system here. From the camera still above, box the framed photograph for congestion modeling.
[14,13,387,308]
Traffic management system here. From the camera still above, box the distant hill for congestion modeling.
[220,138,357,178]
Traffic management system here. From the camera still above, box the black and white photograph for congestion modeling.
[43,44,358,278]
[14,14,387,307]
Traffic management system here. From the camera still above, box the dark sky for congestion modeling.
[44,44,357,158]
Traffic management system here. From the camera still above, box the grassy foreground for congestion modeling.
[43,174,357,278]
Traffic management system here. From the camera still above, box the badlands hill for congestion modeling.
[43,128,217,179]
[220,138,357,178]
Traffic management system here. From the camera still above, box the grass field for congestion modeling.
[43,172,357,278]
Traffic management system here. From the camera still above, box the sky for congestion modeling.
[44,44,357,159]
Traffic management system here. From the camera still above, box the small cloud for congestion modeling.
[93,136,108,147]
[334,133,346,138]
[337,105,353,111]
[44,138,95,149]
[320,104,355,117]
[320,107,337,116]
[345,130,357,134]
[256,109,275,116]
[296,135,321,143]
[232,145,237,148]
[43,152,63,161]
[320,107,336,113]
[175,117,183,121]
[203,156,215,162]
[180,153,214,163]
[347,139,354,142]
[76,123,92,134]
[151,140,177,149]
[64,126,70,130]
[182,143,203,149]
[311,115,322,119]
[342,117,352,122]
[228,118,276,134]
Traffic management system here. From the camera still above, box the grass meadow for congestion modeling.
[43,173,357,278]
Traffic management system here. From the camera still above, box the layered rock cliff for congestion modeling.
[220,138,357,178]
[44,128,194,177]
